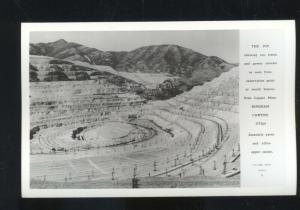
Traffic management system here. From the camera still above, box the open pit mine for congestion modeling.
[29,40,240,188]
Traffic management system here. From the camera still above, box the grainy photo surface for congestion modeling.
[28,30,240,189]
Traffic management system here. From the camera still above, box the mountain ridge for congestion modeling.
[30,39,238,100]
[30,39,236,78]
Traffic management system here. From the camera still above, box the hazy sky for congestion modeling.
[30,30,238,63]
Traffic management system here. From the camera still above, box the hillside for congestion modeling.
[30,39,236,78]
[29,55,144,92]
[30,39,238,100]
[139,63,238,100]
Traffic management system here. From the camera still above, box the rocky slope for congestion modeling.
[30,39,236,78]
[29,56,144,92]
[30,39,238,100]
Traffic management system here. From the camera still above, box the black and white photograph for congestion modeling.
[27,29,240,189]
[1,0,298,207]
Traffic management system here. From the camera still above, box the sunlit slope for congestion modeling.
[160,67,240,178]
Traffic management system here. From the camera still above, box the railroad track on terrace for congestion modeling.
[169,99,230,133]
[149,108,229,177]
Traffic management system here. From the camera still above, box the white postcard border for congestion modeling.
[21,21,296,197]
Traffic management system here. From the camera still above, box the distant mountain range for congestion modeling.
[30,39,238,100]
[30,39,237,78]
